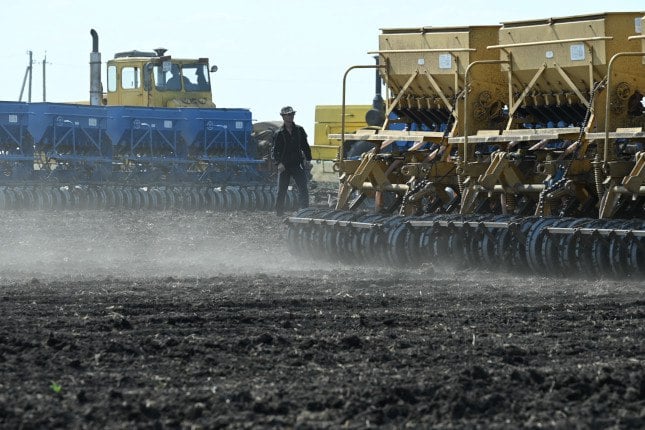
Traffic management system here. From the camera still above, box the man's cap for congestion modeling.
[280,106,296,115]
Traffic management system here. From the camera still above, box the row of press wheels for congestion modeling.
[0,185,301,211]
[286,209,645,279]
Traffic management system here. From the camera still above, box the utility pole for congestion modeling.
[42,53,47,102]
[29,51,33,102]
[19,50,33,102]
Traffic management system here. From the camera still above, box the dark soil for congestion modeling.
[0,210,643,429]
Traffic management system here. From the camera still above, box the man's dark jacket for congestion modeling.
[272,124,312,167]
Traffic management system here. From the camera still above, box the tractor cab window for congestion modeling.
[154,63,182,91]
[107,65,117,92]
[182,64,211,92]
[121,66,141,90]
[154,63,210,92]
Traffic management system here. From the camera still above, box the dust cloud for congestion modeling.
[0,210,335,281]
[0,210,641,294]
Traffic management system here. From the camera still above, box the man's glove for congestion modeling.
[277,163,285,173]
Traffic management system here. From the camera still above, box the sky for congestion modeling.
[2,0,644,138]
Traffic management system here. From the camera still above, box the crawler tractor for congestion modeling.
[286,12,645,279]
[0,30,295,210]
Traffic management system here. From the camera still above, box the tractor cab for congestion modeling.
[105,49,216,108]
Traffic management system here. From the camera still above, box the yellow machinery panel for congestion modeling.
[379,25,500,80]
[312,105,371,160]
[498,13,642,73]
[495,12,645,131]
[377,26,507,135]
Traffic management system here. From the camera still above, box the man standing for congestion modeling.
[271,106,312,216]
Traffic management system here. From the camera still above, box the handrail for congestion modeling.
[340,64,385,163]
[604,51,645,162]
[368,48,476,54]
[488,36,612,50]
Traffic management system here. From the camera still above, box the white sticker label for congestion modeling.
[8,114,17,123]
[438,54,452,69]
[88,118,97,127]
[164,120,173,128]
[235,121,243,129]
[545,50,554,59]
[417,58,425,66]
[570,44,585,61]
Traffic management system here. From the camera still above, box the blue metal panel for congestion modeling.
[181,108,255,159]
[109,106,188,182]
[0,101,33,180]
[0,101,269,187]
[27,103,111,182]
[180,107,267,184]
[105,106,127,146]
[111,106,185,158]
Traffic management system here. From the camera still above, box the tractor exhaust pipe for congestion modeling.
[89,29,102,106]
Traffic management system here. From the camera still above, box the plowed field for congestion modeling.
[0,211,643,429]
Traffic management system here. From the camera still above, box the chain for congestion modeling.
[400,179,429,208]
[399,164,457,214]
[536,78,606,216]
